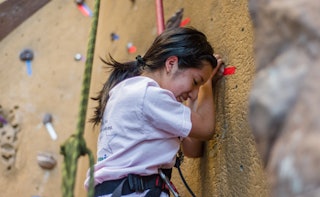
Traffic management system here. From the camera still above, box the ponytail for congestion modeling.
[90,55,142,125]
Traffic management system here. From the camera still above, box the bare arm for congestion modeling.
[188,77,215,140]
[182,82,216,157]
[183,54,224,157]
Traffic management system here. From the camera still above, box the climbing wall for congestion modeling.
[0,0,269,196]
[0,0,94,196]
[76,0,269,197]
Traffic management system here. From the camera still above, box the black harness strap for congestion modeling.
[111,178,127,197]
[95,169,172,197]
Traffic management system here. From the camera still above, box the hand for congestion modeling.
[211,54,225,85]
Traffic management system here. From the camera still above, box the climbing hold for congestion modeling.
[223,66,236,76]
[19,49,34,61]
[75,0,84,5]
[166,8,184,29]
[19,49,34,76]
[180,17,191,27]
[127,42,137,53]
[74,53,83,61]
[37,152,57,170]
[77,2,92,17]
[42,113,58,141]
[111,32,119,41]
[0,106,21,171]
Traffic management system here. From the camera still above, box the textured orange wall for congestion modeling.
[77,0,269,197]
[0,0,268,196]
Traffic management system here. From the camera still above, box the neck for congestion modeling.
[141,69,165,87]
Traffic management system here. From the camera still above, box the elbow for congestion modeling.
[200,120,215,140]
[182,137,204,158]
[184,151,203,158]
[189,127,215,141]
[201,127,215,141]
[202,134,213,141]
[183,142,204,158]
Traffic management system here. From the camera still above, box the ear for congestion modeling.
[165,56,178,73]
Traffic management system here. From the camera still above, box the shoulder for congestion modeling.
[110,76,157,95]
[114,76,158,90]
[109,76,160,105]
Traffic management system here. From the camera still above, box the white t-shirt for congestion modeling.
[84,76,192,188]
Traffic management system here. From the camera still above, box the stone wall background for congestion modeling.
[249,0,320,196]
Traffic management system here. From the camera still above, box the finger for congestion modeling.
[214,54,221,59]
[216,58,224,67]
[218,63,225,75]
[212,58,224,74]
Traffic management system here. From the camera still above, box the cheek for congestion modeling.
[172,82,193,96]
[169,72,193,96]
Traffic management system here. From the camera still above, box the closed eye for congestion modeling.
[193,79,198,86]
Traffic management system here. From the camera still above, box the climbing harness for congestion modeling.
[60,0,100,197]
[94,169,172,197]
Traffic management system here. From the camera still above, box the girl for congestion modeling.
[85,27,224,197]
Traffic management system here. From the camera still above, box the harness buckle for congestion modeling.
[127,174,145,192]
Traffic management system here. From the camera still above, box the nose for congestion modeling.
[188,88,199,101]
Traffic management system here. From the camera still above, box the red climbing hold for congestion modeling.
[223,66,236,76]
[180,18,191,27]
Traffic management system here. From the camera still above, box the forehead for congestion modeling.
[195,61,213,78]
[180,63,212,83]
[201,60,213,71]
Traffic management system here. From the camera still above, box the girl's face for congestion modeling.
[163,59,213,103]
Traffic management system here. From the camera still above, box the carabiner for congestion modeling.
[158,169,180,197]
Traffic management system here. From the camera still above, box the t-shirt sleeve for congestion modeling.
[142,85,192,138]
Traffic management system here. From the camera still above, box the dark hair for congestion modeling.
[90,27,217,125]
